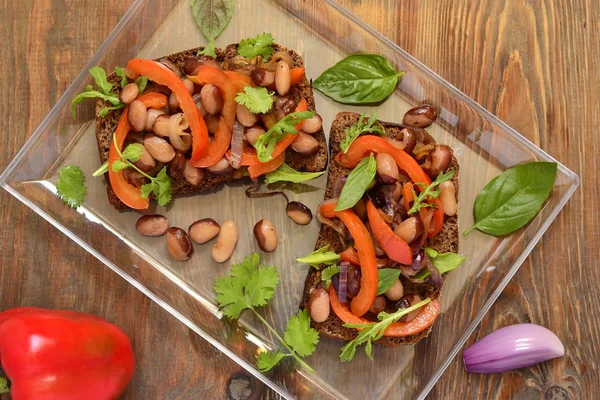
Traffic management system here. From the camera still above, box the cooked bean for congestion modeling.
[143,134,176,163]
[133,145,157,172]
[286,201,313,225]
[253,219,278,252]
[395,294,423,322]
[394,217,422,243]
[232,168,246,180]
[136,215,169,237]
[212,220,239,263]
[183,161,205,186]
[301,114,322,134]
[245,126,265,146]
[166,227,193,261]
[126,132,144,144]
[275,61,291,96]
[346,263,362,298]
[123,168,146,188]
[120,83,139,104]
[236,104,258,127]
[403,104,437,128]
[152,114,171,137]
[183,78,194,94]
[399,128,417,153]
[290,132,319,156]
[368,295,387,314]
[205,114,220,134]
[145,108,165,132]
[439,181,457,216]
[376,153,400,183]
[192,93,208,118]
[159,58,182,78]
[260,112,278,130]
[251,68,275,87]
[128,99,147,132]
[422,145,453,177]
[183,56,218,76]
[122,67,139,80]
[353,198,367,221]
[201,84,223,115]
[169,91,179,111]
[167,153,186,178]
[188,218,220,244]
[308,288,330,323]
[384,279,404,301]
[206,156,234,175]
[276,97,296,117]
[275,96,290,110]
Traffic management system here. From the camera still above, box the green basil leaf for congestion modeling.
[376,268,401,295]
[335,154,376,211]
[414,248,466,280]
[464,162,557,236]
[190,0,235,41]
[264,163,324,184]
[313,54,405,104]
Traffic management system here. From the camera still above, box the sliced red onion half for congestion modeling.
[229,120,245,169]
[337,262,349,303]
[463,323,565,373]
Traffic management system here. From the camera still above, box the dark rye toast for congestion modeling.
[300,112,459,346]
[95,44,328,210]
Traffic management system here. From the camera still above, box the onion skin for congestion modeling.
[463,323,564,373]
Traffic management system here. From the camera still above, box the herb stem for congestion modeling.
[111,135,154,180]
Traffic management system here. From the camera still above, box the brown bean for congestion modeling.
[403,104,437,128]
[167,153,186,178]
[253,219,278,252]
[128,99,147,132]
[376,153,400,183]
[152,114,171,137]
[188,218,220,244]
[212,220,239,263]
[122,67,139,80]
[245,126,265,146]
[394,217,422,243]
[183,161,205,186]
[133,145,157,172]
[183,78,194,94]
[301,114,322,134]
[166,227,193,261]
[143,134,176,163]
[206,156,234,175]
[308,288,330,323]
[422,145,453,177]
[206,114,220,134]
[439,181,457,216]
[395,294,423,322]
[200,84,223,115]
[123,168,146,188]
[251,68,275,87]
[275,61,291,96]
[236,104,258,127]
[290,132,319,156]
[145,108,165,132]
[346,263,362,298]
[120,83,139,104]
[126,132,144,144]
[399,128,417,153]
[368,295,387,314]
[169,91,179,111]
[136,215,169,237]
[183,57,202,76]
[286,201,313,225]
[384,279,404,301]
[276,97,296,117]
[192,93,208,118]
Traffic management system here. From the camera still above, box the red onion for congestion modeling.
[168,113,192,152]
[410,249,425,272]
[331,176,347,198]
[463,324,564,373]
[229,120,245,169]
[424,252,443,288]
[338,262,348,303]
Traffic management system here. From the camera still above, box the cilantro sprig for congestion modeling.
[340,112,384,153]
[238,33,275,59]
[235,86,274,114]
[71,66,124,119]
[408,170,455,214]
[254,110,316,162]
[214,254,319,373]
[296,245,340,269]
[340,298,431,362]
[56,165,87,208]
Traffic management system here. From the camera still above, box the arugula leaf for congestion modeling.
[88,66,113,94]
[190,0,234,42]
[71,86,121,119]
[335,153,377,211]
[197,39,217,58]
[254,110,316,162]
[115,67,128,88]
[238,33,275,59]
[0,376,8,394]
[297,245,340,269]
[284,309,319,357]
[92,161,109,177]
[340,112,384,153]
[135,76,149,93]
[99,104,125,117]
[413,248,466,280]
[376,268,401,295]
[264,163,324,184]
[340,298,432,362]
[56,165,87,208]
[256,350,285,372]
[408,170,455,214]
[235,86,274,114]
[321,265,340,288]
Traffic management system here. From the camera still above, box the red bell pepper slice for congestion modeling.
[329,285,440,337]
[366,200,412,265]
[187,66,237,167]
[224,70,255,92]
[0,307,135,400]
[340,246,360,266]
[247,151,285,179]
[240,98,309,166]
[319,201,336,218]
[334,209,378,317]
[402,182,414,212]
[127,58,209,160]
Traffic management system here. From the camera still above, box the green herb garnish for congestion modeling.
[238,33,275,59]
[413,248,466,280]
[197,39,217,58]
[321,265,340,289]
[340,112,384,153]
[376,268,401,295]
[408,170,454,214]
[297,245,340,269]
[71,67,123,119]
[235,86,274,114]
[264,163,324,184]
[254,110,315,162]
[56,165,87,208]
[335,153,377,211]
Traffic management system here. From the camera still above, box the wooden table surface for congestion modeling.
[1,0,598,399]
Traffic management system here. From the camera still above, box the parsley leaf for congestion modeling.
[235,86,274,114]
[89,66,113,94]
[264,163,324,184]
[335,153,377,211]
[321,265,340,288]
[56,165,87,208]
[297,245,340,269]
[238,33,275,59]
[197,39,217,58]
[254,110,316,162]
[408,170,455,214]
[115,66,128,88]
[340,112,384,153]
[256,350,285,372]
[135,76,149,93]
[284,309,319,357]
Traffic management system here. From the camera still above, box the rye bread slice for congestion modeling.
[300,112,459,346]
[95,44,328,210]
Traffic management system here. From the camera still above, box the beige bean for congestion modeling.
[206,156,234,175]
[308,288,330,323]
[394,217,422,243]
[183,161,205,186]
[205,114,220,134]
[201,84,223,115]
[286,201,313,225]
[152,114,171,137]
[169,91,179,111]
[145,108,165,132]
[143,134,176,163]
[136,215,169,237]
[120,83,139,104]
[236,103,258,127]
[192,93,208,117]
[384,279,404,301]
[245,126,265,146]
[128,99,147,132]
[253,219,278,252]
[439,181,457,216]
[290,132,319,156]
[166,227,193,261]
[183,78,195,94]
[301,114,322,134]
[167,153,186,178]
[275,61,291,96]
[189,218,220,244]
[376,153,400,183]
[133,145,157,172]
[212,220,238,263]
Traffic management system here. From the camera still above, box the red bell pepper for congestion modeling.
[0,307,135,400]
[402,182,414,213]
[223,70,255,92]
[329,285,440,337]
[366,200,412,265]
[127,58,209,160]
[340,247,360,266]
[247,151,285,179]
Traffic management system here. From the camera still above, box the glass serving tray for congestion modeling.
[0,0,579,399]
